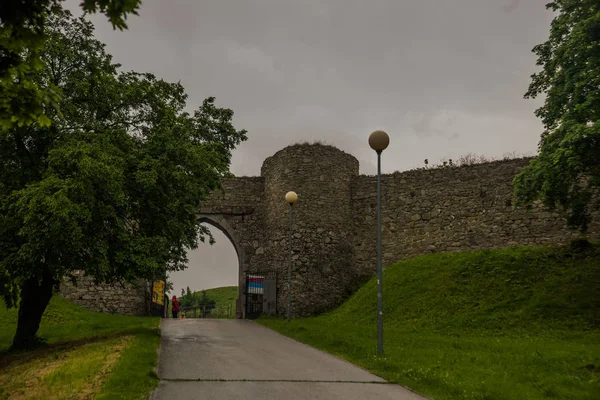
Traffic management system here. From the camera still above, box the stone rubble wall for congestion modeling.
[261,144,361,317]
[59,145,600,318]
[351,157,600,280]
[60,270,149,316]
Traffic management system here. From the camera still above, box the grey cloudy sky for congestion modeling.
[66,0,553,295]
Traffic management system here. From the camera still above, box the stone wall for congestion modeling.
[60,270,149,316]
[352,157,600,279]
[198,176,265,318]
[60,144,600,319]
[261,144,361,316]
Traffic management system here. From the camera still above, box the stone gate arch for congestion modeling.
[197,214,246,318]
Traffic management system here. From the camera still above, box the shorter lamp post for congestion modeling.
[369,130,389,355]
[285,191,298,322]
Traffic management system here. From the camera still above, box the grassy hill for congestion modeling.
[170,286,238,318]
[201,286,238,311]
[260,241,600,400]
[0,297,160,399]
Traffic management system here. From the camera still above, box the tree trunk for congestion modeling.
[11,268,56,350]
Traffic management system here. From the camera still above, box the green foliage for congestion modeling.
[0,0,142,130]
[179,289,216,309]
[199,290,214,306]
[0,10,247,311]
[260,243,600,399]
[515,0,600,231]
[412,152,532,173]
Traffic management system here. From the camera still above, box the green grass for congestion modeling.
[170,286,238,318]
[202,286,238,313]
[259,242,600,400]
[96,328,160,400]
[0,296,161,399]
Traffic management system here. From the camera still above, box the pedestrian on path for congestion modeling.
[171,295,181,319]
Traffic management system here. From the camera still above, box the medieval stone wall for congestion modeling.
[60,271,149,316]
[59,144,600,319]
[351,157,600,279]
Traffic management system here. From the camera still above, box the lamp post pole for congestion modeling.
[376,149,383,354]
[369,130,390,355]
[285,191,298,322]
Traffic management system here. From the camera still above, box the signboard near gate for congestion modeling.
[247,275,264,294]
[152,280,165,305]
[245,270,277,319]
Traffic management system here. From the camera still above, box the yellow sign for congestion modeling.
[152,281,165,305]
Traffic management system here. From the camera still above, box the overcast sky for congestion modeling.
[66,0,553,295]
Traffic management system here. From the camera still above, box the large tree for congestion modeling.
[0,8,247,349]
[514,0,600,231]
[0,0,142,130]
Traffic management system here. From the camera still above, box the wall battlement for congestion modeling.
[61,145,599,317]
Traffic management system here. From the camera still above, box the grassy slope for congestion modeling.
[170,286,238,318]
[259,243,600,400]
[0,296,160,399]
[201,286,237,311]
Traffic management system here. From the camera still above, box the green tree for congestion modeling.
[0,9,247,349]
[0,0,142,130]
[199,290,216,317]
[180,286,195,307]
[164,279,173,294]
[514,0,600,231]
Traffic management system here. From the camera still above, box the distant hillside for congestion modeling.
[200,286,238,311]
[171,286,238,318]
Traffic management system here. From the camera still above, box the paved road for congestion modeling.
[152,319,427,400]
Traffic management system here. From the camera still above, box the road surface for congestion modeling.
[152,319,428,400]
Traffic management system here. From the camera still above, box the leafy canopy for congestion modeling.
[0,0,142,130]
[0,8,247,308]
[514,0,600,231]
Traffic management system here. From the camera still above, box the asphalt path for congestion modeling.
[151,319,428,400]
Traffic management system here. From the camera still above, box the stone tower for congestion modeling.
[261,144,360,316]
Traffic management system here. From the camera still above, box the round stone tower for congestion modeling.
[260,143,360,316]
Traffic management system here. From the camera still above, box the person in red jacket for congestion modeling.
[171,295,181,319]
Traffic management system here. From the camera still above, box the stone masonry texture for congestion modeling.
[60,270,148,316]
[60,144,600,318]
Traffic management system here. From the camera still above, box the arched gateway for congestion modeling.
[196,214,245,318]
[60,143,599,318]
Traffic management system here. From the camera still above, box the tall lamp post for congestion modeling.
[285,191,298,322]
[369,130,389,355]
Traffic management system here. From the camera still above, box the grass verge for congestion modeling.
[259,243,600,400]
[95,326,161,400]
[0,296,161,399]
